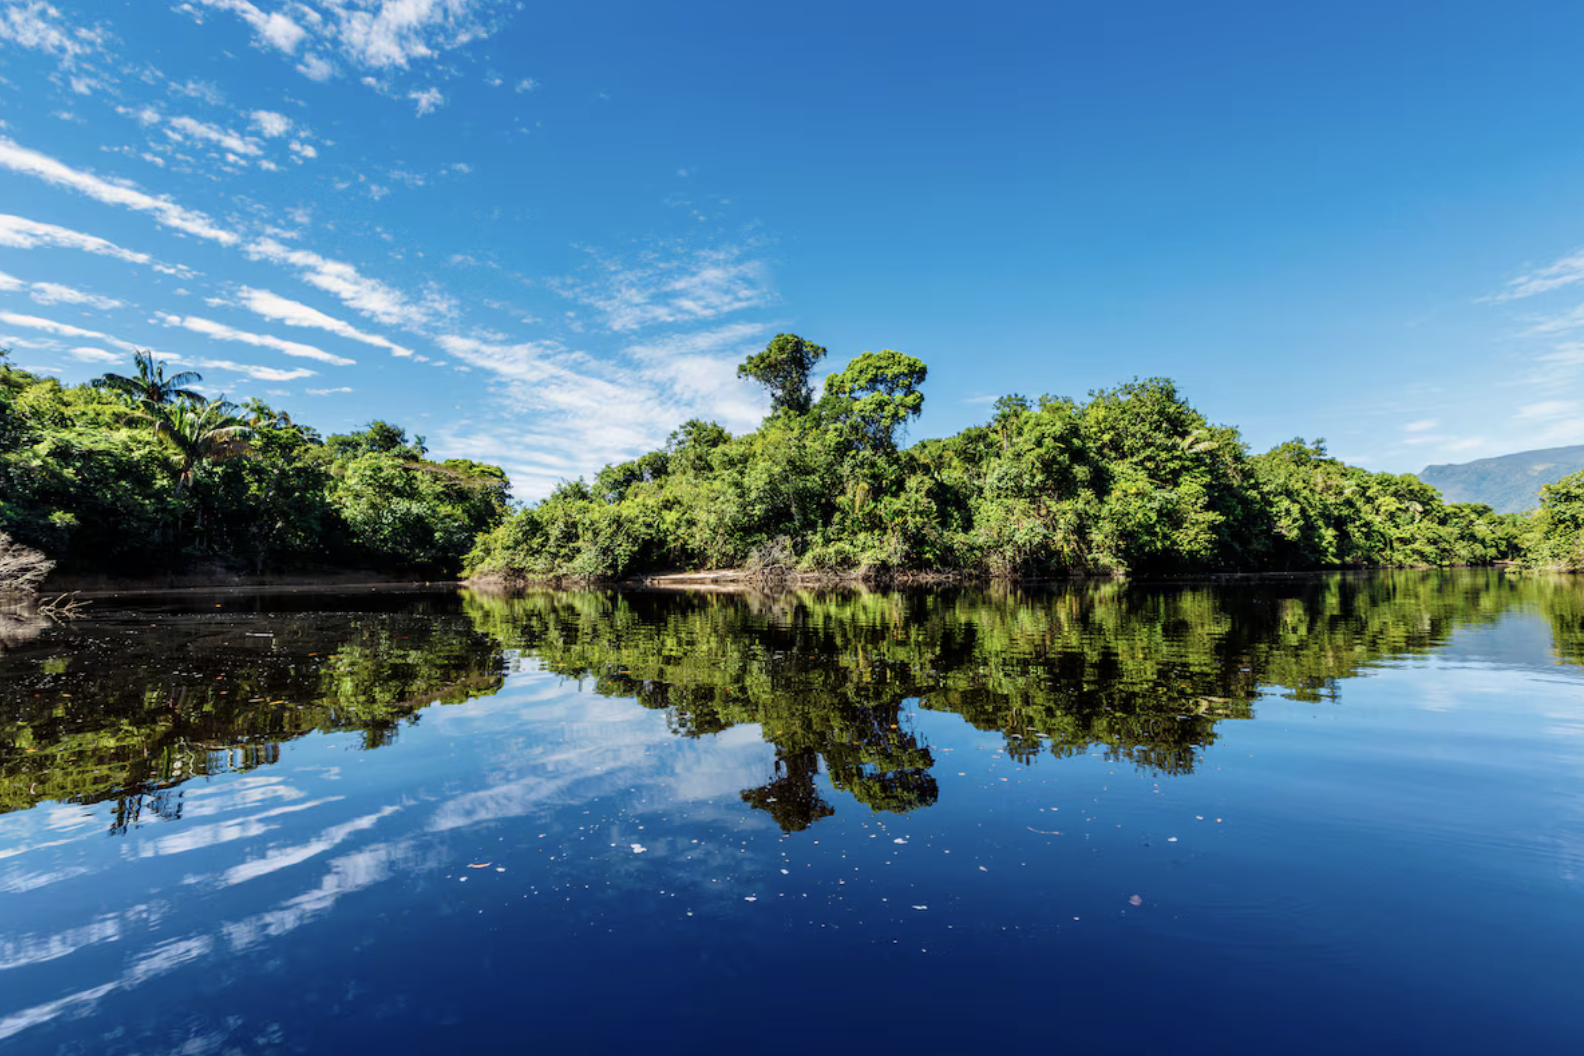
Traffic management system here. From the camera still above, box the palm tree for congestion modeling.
[143,398,254,495]
[93,350,206,412]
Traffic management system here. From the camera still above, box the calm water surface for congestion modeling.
[2,572,1582,1053]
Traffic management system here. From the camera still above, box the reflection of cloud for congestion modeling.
[0,915,124,972]
[0,865,90,893]
[219,806,401,887]
[140,797,339,858]
[0,932,210,1041]
[224,837,423,951]
[426,683,775,832]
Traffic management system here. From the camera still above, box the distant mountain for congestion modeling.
[1419,445,1584,513]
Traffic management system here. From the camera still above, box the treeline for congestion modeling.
[466,334,1526,581]
[0,349,509,579]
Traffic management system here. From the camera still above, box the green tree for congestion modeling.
[91,350,207,412]
[737,334,828,416]
[143,398,254,496]
[820,349,928,452]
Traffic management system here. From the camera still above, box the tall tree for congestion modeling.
[820,349,928,451]
[92,350,206,412]
[144,398,254,495]
[737,334,828,416]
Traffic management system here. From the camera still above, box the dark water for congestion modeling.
[2,572,1582,1053]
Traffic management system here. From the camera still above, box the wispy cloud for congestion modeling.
[232,287,414,357]
[556,244,776,332]
[1492,248,1584,301]
[408,86,444,115]
[0,2,110,67]
[0,213,190,275]
[189,357,316,382]
[184,0,309,54]
[184,0,510,81]
[154,312,355,366]
[64,346,123,363]
[0,269,126,310]
[249,109,292,137]
[0,310,138,351]
[1403,418,1437,432]
[0,136,240,244]
[306,386,353,395]
[1516,399,1579,421]
[243,238,452,329]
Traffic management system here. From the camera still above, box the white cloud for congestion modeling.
[233,287,414,357]
[1493,249,1584,301]
[186,0,309,53]
[186,0,510,80]
[514,76,537,93]
[409,87,444,115]
[557,245,775,332]
[288,140,317,159]
[297,52,335,80]
[154,312,355,366]
[0,2,109,65]
[1516,400,1579,421]
[0,137,240,244]
[1403,419,1437,433]
[0,213,189,275]
[0,270,126,310]
[334,0,502,69]
[191,357,316,382]
[65,346,123,363]
[0,311,138,351]
[244,237,452,328]
[433,325,769,498]
[306,386,353,395]
[165,114,263,157]
[250,109,292,137]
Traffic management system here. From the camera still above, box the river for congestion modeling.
[1,571,1580,1052]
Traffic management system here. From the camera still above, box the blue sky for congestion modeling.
[3,0,1584,498]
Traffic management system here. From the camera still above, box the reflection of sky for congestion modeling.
[4,615,1584,1050]
[0,666,775,1043]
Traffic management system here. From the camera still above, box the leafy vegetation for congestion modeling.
[0,349,510,579]
[467,335,1521,581]
[1521,468,1584,569]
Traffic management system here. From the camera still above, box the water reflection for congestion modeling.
[0,591,506,823]
[466,570,1555,828]
[3,571,1582,833]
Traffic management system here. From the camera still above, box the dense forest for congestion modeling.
[0,348,509,581]
[466,334,1544,581]
[6,338,1584,588]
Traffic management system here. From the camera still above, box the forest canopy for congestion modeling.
[465,334,1527,581]
[7,337,1582,586]
[0,348,509,580]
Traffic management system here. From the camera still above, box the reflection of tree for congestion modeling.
[465,570,1534,827]
[1534,574,1584,668]
[741,749,834,832]
[0,593,507,823]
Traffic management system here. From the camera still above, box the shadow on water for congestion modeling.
[4,569,1582,832]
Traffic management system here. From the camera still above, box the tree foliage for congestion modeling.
[0,352,509,579]
[467,341,1519,582]
[736,333,828,416]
